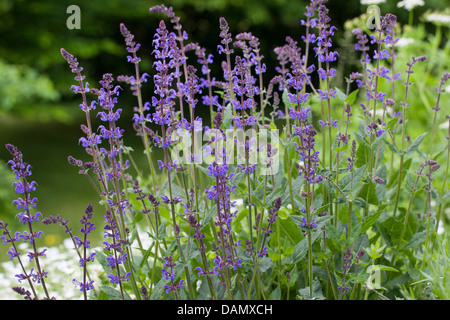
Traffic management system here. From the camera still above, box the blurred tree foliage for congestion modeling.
[0,0,447,122]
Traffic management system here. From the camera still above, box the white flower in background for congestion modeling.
[375,107,394,117]
[395,37,415,47]
[0,239,103,300]
[397,0,425,11]
[439,120,449,130]
[437,220,445,235]
[445,84,450,93]
[360,0,386,5]
[426,13,450,25]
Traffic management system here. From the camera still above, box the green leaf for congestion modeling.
[371,132,386,151]
[335,87,347,102]
[150,278,169,300]
[402,230,427,251]
[326,223,342,251]
[97,290,109,300]
[282,88,295,109]
[258,256,273,272]
[131,211,143,225]
[387,158,412,189]
[99,285,129,300]
[405,264,421,280]
[289,229,321,264]
[383,136,399,154]
[157,221,167,241]
[297,277,325,300]
[139,242,155,269]
[345,89,359,105]
[95,249,110,274]
[378,265,399,272]
[221,103,234,129]
[339,164,366,196]
[377,221,393,247]
[375,165,387,201]
[268,285,281,300]
[355,141,371,169]
[405,170,415,194]
[386,116,401,131]
[345,222,362,248]
[378,212,410,247]
[280,215,303,244]
[288,264,300,287]
[358,182,379,205]
[361,209,383,234]
[353,131,370,150]
[405,132,428,155]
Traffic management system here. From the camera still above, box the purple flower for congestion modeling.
[161,255,185,297]
[73,279,95,292]
[103,209,130,289]
[318,118,338,128]
[72,204,96,297]
[2,145,51,299]
[317,88,337,100]
[300,217,318,229]
[217,17,234,56]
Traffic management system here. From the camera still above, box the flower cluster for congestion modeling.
[92,74,129,181]
[103,209,131,290]
[72,204,96,296]
[161,255,184,298]
[1,144,51,299]
[1,0,445,302]
[258,197,282,257]
[202,161,242,287]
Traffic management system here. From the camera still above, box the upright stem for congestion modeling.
[23,180,50,300]
[392,61,415,218]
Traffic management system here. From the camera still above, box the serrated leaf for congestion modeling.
[97,290,109,300]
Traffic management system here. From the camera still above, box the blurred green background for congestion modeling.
[0,0,448,251]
